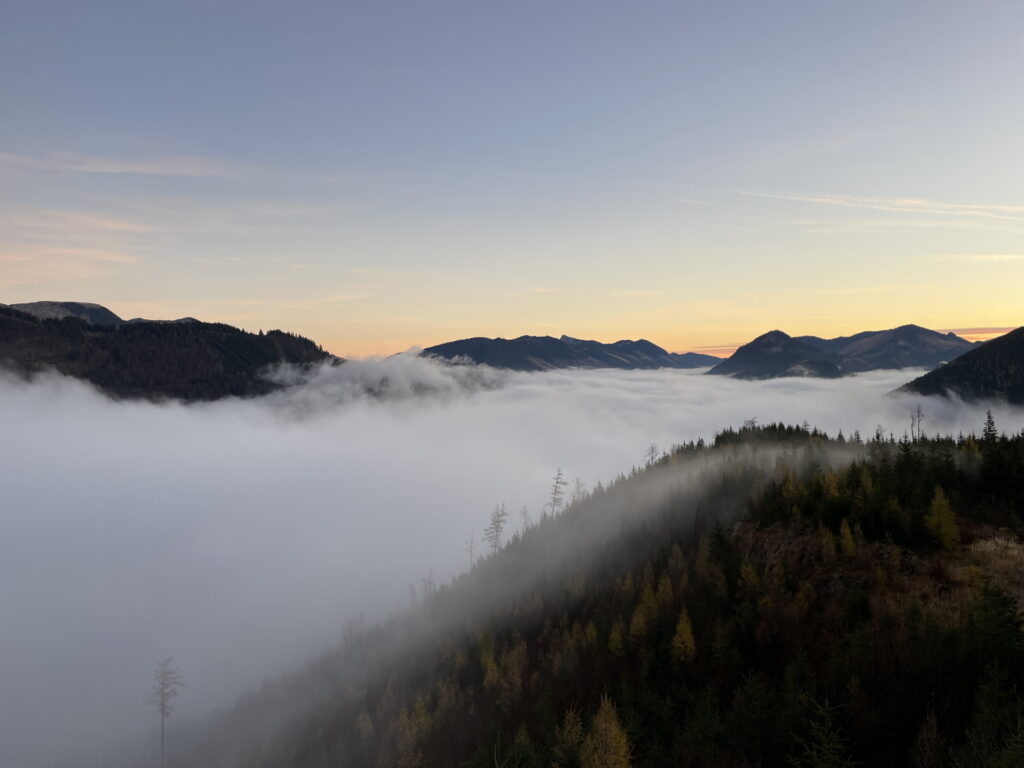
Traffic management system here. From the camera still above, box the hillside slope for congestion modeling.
[0,306,332,400]
[102,421,1024,768]
[900,327,1024,404]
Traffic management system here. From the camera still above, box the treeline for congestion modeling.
[153,418,1024,768]
[0,306,330,400]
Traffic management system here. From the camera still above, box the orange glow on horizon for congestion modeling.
[314,325,1022,360]
[684,344,741,358]
[940,327,1017,343]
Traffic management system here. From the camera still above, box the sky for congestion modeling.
[1,0,1022,356]
[4,359,1023,767]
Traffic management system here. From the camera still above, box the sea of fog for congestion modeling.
[2,358,1021,767]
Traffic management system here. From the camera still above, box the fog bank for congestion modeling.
[1,359,1020,767]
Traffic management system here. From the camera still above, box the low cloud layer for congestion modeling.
[2,359,1021,767]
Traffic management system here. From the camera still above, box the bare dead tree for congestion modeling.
[545,469,568,519]
[148,657,184,768]
[465,528,475,571]
[520,506,532,533]
[910,403,925,441]
[571,477,588,506]
[420,569,436,600]
[483,503,509,555]
[645,442,660,467]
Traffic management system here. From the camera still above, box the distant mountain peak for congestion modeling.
[750,330,792,345]
[10,301,124,327]
[708,330,840,379]
[423,334,721,371]
[710,324,976,380]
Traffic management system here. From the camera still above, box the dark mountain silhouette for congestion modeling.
[422,334,721,371]
[7,300,204,326]
[0,305,332,400]
[899,326,1024,403]
[8,300,126,326]
[710,325,975,379]
[707,330,843,379]
[796,324,975,372]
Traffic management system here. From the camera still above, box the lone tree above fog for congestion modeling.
[483,503,509,555]
[149,657,184,768]
[546,468,568,519]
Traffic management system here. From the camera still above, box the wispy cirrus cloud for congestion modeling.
[941,326,1018,335]
[684,343,740,357]
[610,289,666,297]
[0,151,237,178]
[0,208,147,287]
[815,284,918,296]
[278,294,368,310]
[0,247,140,287]
[193,256,246,265]
[2,208,153,234]
[923,253,1024,263]
[940,327,1019,343]
[742,191,1024,221]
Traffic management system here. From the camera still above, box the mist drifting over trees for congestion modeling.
[2,356,1022,767]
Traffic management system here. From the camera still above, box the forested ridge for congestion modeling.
[146,419,1024,768]
[0,306,330,400]
[902,327,1024,404]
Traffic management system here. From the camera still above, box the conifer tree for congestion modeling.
[790,701,856,768]
[924,486,960,551]
[580,695,632,768]
[672,608,696,664]
[839,518,856,557]
[983,410,998,442]
[553,704,584,768]
[608,619,625,657]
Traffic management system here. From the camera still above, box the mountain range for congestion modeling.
[423,334,722,371]
[0,304,330,400]
[705,330,844,379]
[2,301,1020,401]
[707,324,977,380]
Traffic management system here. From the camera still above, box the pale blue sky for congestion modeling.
[2,1,1022,354]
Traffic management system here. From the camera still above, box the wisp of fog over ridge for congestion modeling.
[1,356,1021,768]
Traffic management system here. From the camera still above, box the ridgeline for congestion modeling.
[0,305,331,401]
